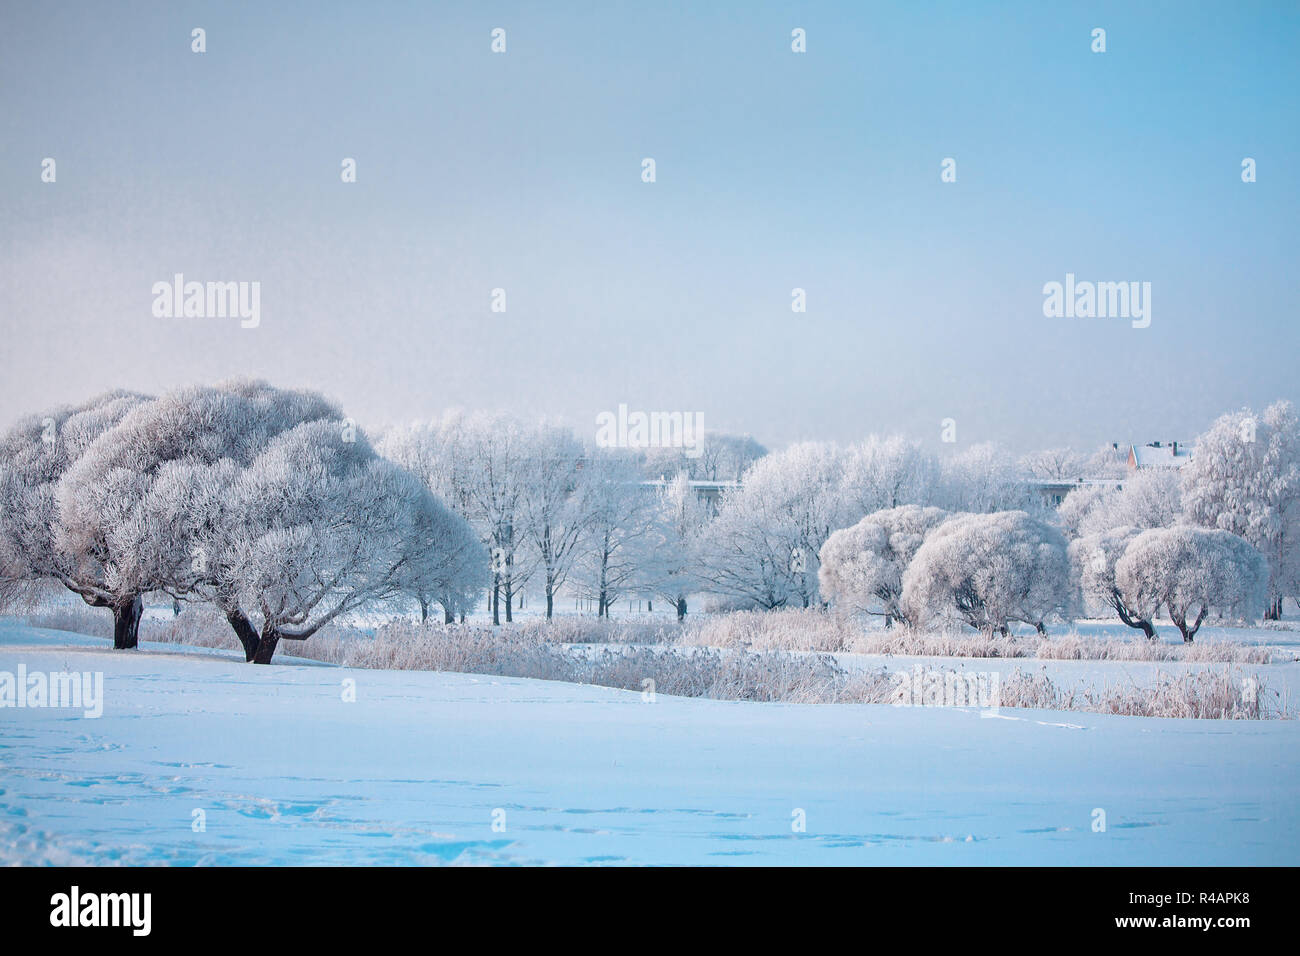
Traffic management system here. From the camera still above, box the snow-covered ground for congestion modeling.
[2,622,1298,865]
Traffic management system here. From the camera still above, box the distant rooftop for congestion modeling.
[1129,441,1192,469]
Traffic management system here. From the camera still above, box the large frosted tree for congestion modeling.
[576,451,653,617]
[698,442,851,609]
[216,420,480,663]
[1069,526,1155,638]
[901,511,1071,635]
[518,425,591,619]
[818,505,949,626]
[1181,401,1300,619]
[0,390,150,644]
[54,381,340,654]
[640,472,710,619]
[1115,526,1267,642]
[443,412,535,624]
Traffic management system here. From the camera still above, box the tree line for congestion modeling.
[1,381,1296,659]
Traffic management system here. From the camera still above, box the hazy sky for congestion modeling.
[2,1,1297,454]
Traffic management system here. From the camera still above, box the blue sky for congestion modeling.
[2,0,1297,453]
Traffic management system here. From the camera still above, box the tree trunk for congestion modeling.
[1171,604,1208,643]
[112,595,143,649]
[252,628,281,664]
[676,596,687,620]
[492,580,500,626]
[225,608,261,662]
[598,556,609,618]
[419,596,429,624]
[545,575,554,620]
[1112,591,1156,640]
[443,605,455,625]
[1035,621,1047,636]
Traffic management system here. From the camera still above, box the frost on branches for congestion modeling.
[901,511,1071,636]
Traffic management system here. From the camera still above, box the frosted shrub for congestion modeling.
[818,505,949,626]
[1070,526,1154,638]
[1115,527,1268,642]
[901,511,1071,635]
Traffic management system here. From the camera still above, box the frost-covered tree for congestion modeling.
[369,429,489,626]
[698,433,767,482]
[697,442,851,609]
[0,391,150,643]
[1075,469,1181,539]
[696,497,794,611]
[901,511,1071,635]
[216,420,479,663]
[939,443,1031,513]
[518,425,591,619]
[1020,447,1088,481]
[1285,541,1300,616]
[383,478,488,626]
[1181,401,1300,619]
[381,411,538,624]
[384,415,597,622]
[446,412,537,624]
[640,472,710,619]
[1114,526,1267,642]
[1085,443,1130,480]
[381,413,488,622]
[641,432,766,482]
[54,381,340,654]
[840,436,940,516]
[1069,526,1155,638]
[576,452,654,617]
[818,505,949,626]
[1056,483,1112,540]
[377,415,463,512]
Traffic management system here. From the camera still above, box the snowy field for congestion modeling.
[2,622,1298,866]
